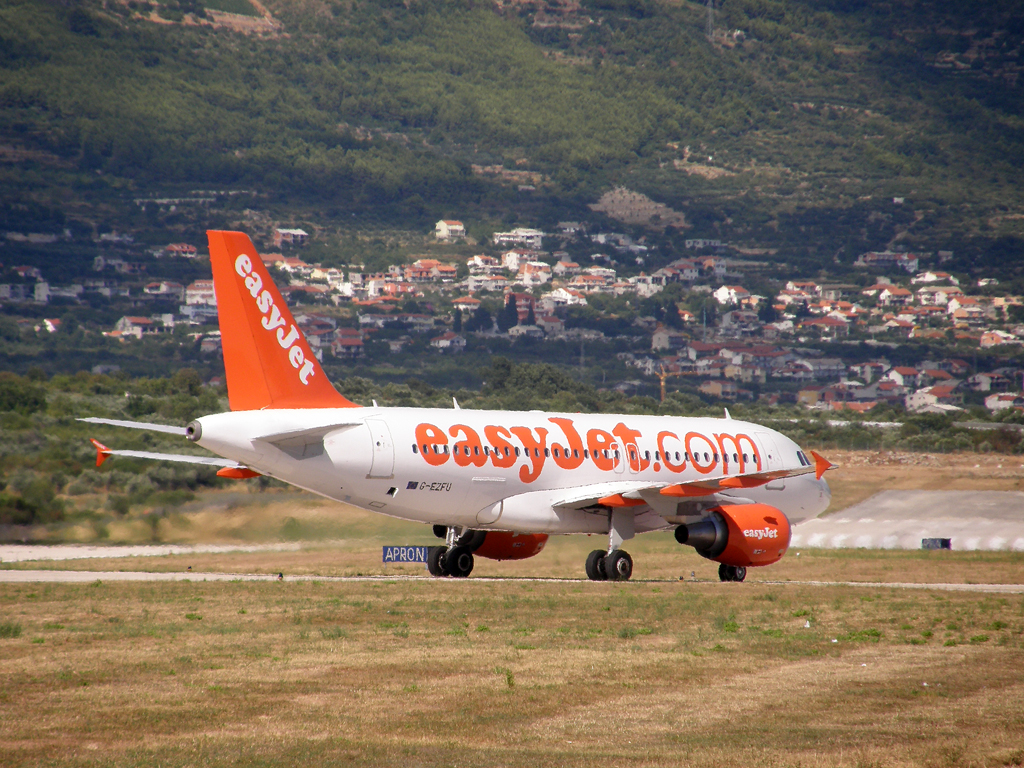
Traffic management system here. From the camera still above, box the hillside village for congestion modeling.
[3,219,1023,416]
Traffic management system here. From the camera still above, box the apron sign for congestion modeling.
[382,546,429,564]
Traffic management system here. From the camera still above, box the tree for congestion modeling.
[525,305,536,326]
[497,295,519,332]
[0,373,47,415]
[466,305,492,333]
[453,307,462,332]
[758,298,778,324]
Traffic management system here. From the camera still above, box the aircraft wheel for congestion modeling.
[445,546,474,578]
[427,546,447,577]
[605,550,633,581]
[718,563,735,582]
[733,566,747,583]
[585,549,607,581]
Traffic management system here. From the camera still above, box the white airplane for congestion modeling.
[83,231,833,581]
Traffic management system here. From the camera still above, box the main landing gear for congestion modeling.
[585,548,633,581]
[427,526,484,578]
[718,563,747,582]
[585,508,635,581]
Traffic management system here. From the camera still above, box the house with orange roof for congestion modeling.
[435,220,466,240]
[878,286,912,306]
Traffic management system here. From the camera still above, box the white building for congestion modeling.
[430,331,466,351]
[468,275,509,293]
[185,280,216,306]
[435,220,466,240]
[273,228,308,247]
[516,261,552,287]
[493,228,545,249]
[467,254,501,275]
[713,285,750,305]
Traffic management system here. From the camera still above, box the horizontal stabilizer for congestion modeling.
[78,417,187,435]
[89,438,237,469]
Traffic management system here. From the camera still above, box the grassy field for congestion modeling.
[3,449,1023,765]
[2,568,1023,767]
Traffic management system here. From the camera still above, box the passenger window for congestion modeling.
[675,452,681,461]
[474,446,480,455]
[412,444,418,454]
[553,448,560,458]
[573,449,579,458]
[514,447,521,457]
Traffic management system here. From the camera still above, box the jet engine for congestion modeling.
[474,531,549,561]
[674,503,791,568]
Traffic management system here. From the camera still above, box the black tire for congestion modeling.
[427,546,447,577]
[445,546,474,578]
[457,529,487,551]
[605,550,633,581]
[733,566,747,583]
[432,525,448,539]
[718,563,733,582]
[585,549,607,581]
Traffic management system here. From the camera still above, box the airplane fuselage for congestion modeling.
[192,407,831,536]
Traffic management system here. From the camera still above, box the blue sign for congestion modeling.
[383,546,429,564]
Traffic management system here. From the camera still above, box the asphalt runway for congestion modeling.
[0,543,301,563]
[792,490,1024,551]
[1,569,1022,593]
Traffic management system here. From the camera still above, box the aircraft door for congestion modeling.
[754,432,785,490]
[612,441,625,474]
[366,419,395,479]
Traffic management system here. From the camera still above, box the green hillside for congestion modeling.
[1,0,1022,260]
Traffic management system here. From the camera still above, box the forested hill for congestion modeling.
[1,0,1022,256]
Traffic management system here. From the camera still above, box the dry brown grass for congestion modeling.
[2,573,1023,767]
[822,450,1024,514]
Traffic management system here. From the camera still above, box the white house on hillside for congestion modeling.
[713,285,750,305]
[435,220,466,240]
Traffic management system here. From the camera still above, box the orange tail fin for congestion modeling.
[207,230,358,411]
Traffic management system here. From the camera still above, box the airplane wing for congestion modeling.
[552,455,834,511]
[78,417,188,435]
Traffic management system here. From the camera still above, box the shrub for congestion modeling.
[0,373,46,415]
[0,621,22,638]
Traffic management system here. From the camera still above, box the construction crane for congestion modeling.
[656,364,697,404]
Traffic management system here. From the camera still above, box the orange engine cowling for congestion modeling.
[473,531,548,561]
[674,503,791,568]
